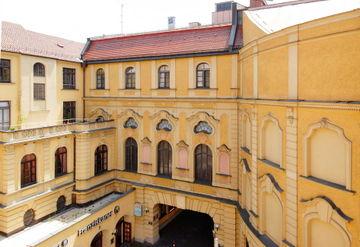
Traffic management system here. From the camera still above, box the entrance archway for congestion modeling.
[115,217,132,247]
[154,204,214,247]
[91,231,103,247]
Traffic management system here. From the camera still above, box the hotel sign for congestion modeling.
[78,211,113,236]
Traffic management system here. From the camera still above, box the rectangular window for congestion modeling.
[0,59,11,83]
[63,68,76,89]
[63,101,76,123]
[33,83,45,100]
[0,101,10,130]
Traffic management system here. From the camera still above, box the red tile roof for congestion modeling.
[1,21,83,62]
[83,24,242,62]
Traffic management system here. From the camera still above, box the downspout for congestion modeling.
[80,38,91,122]
[228,2,239,50]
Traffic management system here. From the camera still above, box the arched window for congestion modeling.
[33,63,45,77]
[125,67,135,89]
[96,116,105,122]
[196,63,210,88]
[194,144,212,184]
[95,145,108,175]
[21,154,37,188]
[56,196,66,212]
[158,65,170,89]
[96,68,105,89]
[125,138,138,172]
[55,147,67,177]
[157,141,172,177]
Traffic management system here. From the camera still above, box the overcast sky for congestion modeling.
[1,0,254,43]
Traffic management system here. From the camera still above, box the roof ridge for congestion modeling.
[89,23,232,42]
[248,0,327,11]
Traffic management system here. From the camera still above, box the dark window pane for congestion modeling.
[0,59,11,83]
[157,141,172,177]
[63,68,76,89]
[194,144,212,184]
[34,83,45,100]
[96,68,105,89]
[125,138,138,172]
[0,101,10,130]
[95,145,108,175]
[33,63,45,77]
[63,101,76,123]
[21,154,37,188]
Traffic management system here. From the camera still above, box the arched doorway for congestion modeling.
[91,231,103,247]
[155,204,214,247]
[115,218,132,247]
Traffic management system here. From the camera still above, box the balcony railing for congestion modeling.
[0,119,115,143]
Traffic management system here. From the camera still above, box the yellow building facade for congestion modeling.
[0,1,359,247]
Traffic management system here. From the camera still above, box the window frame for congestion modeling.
[125,67,136,89]
[196,63,210,89]
[158,65,170,89]
[157,141,172,177]
[0,101,10,130]
[125,138,138,172]
[33,63,45,77]
[62,68,76,89]
[194,144,212,184]
[21,154,37,188]
[33,83,46,100]
[0,59,11,83]
[55,147,67,177]
[63,101,76,123]
[95,145,108,176]
[96,68,105,89]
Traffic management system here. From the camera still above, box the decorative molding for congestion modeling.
[156,119,172,132]
[176,140,189,148]
[141,137,152,144]
[194,121,213,135]
[302,196,352,247]
[217,144,231,153]
[88,108,111,120]
[123,117,138,129]
[303,118,351,190]
[117,109,143,120]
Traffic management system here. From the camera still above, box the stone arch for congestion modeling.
[258,174,284,245]
[304,118,351,189]
[88,108,111,121]
[302,196,352,247]
[259,113,283,167]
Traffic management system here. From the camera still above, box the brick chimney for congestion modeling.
[250,0,265,8]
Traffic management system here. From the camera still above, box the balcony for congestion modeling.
[0,119,115,144]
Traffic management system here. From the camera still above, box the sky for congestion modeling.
[0,0,252,43]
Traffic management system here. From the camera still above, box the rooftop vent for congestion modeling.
[168,16,175,30]
[189,22,201,28]
[56,43,64,48]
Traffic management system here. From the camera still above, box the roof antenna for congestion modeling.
[121,2,124,34]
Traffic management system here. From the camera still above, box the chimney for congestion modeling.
[250,0,265,8]
[189,22,201,28]
[168,16,175,30]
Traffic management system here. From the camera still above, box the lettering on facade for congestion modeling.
[78,211,113,236]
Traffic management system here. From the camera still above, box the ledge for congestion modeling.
[259,159,285,171]
[300,175,355,194]
[176,166,189,170]
[216,172,231,177]
[140,162,152,166]
[89,88,110,91]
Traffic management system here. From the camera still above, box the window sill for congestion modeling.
[33,99,46,102]
[176,166,189,171]
[0,81,14,84]
[300,175,355,193]
[194,180,212,186]
[55,172,69,178]
[123,169,138,173]
[62,88,78,91]
[189,88,217,91]
[140,162,152,166]
[20,181,37,189]
[90,88,110,91]
[118,88,140,91]
[259,159,285,171]
[156,174,172,179]
[94,170,108,176]
[216,172,231,177]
